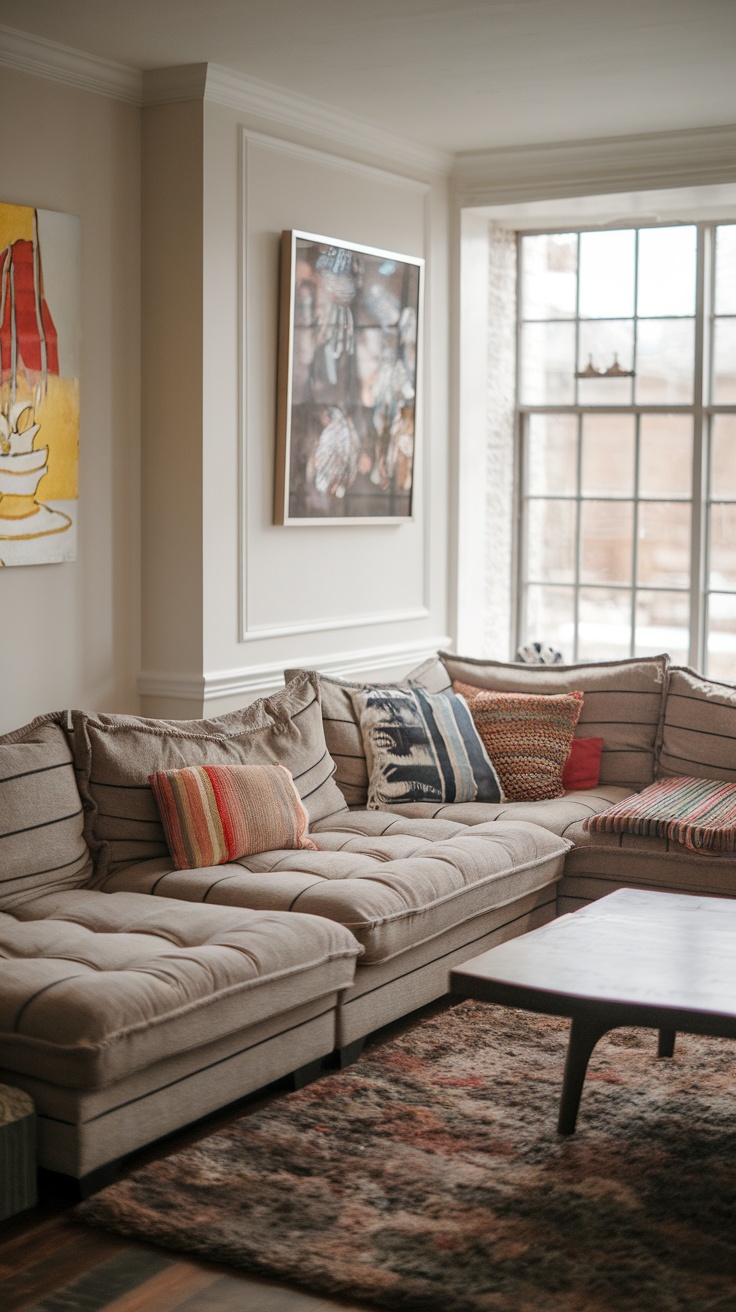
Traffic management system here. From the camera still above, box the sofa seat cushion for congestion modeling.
[372,786,633,839]
[0,890,361,1090]
[98,814,570,966]
[0,715,93,910]
[72,672,347,882]
[560,820,736,904]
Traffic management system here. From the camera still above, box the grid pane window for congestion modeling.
[517,222,736,673]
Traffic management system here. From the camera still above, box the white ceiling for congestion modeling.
[1,0,735,155]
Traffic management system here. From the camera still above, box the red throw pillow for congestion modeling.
[150,763,317,869]
[562,737,603,791]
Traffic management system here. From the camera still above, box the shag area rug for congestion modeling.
[78,1002,736,1312]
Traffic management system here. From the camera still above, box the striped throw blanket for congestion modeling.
[584,775,736,854]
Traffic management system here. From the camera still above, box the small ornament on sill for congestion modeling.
[576,355,602,378]
[602,354,634,377]
[575,353,635,379]
[516,641,564,665]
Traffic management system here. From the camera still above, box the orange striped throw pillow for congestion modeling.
[149,763,317,869]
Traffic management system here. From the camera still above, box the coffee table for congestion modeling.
[450,887,736,1134]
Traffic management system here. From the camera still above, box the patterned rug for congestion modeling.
[78,1002,736,1312]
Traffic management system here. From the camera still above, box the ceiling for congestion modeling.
[1,0,735,155]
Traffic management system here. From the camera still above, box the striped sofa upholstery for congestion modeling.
[287,653,736,922]
[0,713,93,910]
[71,671,348,883]
[423,652,669,790]
[658,666,736,783]
[0,699,362,1181]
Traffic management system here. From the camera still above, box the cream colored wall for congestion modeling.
[138,94,451,716]
[196,102,451,715]
[0,67,141,735]
[139,100,204,718]
[0,65,451,731]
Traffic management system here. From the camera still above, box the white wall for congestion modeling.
[0,67,141,734]
[140,91,452,717]
[0,62,452,732]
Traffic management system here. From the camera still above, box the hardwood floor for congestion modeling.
[0,1005,453,1312]
[0,1192,369,1312]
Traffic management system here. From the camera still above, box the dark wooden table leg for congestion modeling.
[658,1027,676,1058]
[558,1015,611,1135]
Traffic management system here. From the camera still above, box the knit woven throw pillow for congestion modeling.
[351,686,504,809]
[149,763,317,869]
[453,682,584,802]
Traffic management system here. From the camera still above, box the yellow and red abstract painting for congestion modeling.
[0,203,80,566]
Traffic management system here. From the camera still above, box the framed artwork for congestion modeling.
[275,230,423,526]
[0,203,80,566]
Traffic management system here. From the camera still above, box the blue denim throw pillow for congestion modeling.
[351,686,504,809]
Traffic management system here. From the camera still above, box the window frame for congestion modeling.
[514,220,736,673]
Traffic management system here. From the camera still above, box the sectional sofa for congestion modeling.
[2,653,734,1189]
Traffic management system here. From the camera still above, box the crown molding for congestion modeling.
[202,65,451,177]
[0,24,141,102]
[138,635,451,705]
[454,123,736,207]
[0,25,450,178]
[141,63,208,105]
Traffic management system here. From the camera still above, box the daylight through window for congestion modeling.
[516,223,736,677]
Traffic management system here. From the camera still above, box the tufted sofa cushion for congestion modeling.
[0,890,361,1089]
[71,672,348,882]
[373,785,633,837]
[96,812,570,965]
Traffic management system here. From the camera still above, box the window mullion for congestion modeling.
[690,224,710,672]
[630,231,640,658]
[573,413,582,661]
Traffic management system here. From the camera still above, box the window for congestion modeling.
[516,223,736,677]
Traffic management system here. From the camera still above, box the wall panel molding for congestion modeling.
[238,129,433,645]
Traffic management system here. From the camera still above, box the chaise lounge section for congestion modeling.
[0,709,362,1183]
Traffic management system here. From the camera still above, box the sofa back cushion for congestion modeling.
[283,665,440,808]
[437,653,669,790]
[0,715,93,909]
[659,666,736,783]
[72,672,347,879]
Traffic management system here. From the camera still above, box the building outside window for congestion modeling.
[516,222,736,677]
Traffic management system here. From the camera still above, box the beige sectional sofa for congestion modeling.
[3,653,735,1189]
[313,651,736,916]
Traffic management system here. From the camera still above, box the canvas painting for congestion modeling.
[0,204,80,567]
[275,230,423,525]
